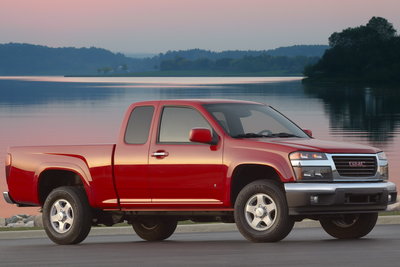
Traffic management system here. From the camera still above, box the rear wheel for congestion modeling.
[319,213,378,239]
[234,180,294,242]
[132,217,177,241]
[42,186,92,245]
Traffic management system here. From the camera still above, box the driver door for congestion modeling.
[148,105,224,208]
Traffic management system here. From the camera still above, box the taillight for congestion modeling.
[5,153,11,178]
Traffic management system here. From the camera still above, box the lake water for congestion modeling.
[1,76,400,217]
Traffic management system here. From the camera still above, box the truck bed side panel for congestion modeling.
[7,145,118,209]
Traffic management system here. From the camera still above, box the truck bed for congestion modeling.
[6,144,117,208]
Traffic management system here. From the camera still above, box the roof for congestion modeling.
[132,99,265,105]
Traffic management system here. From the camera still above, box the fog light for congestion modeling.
[310,195,319,204]
[388,194,392,202]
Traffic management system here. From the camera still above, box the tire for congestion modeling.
[132,217,177,241]
[42,186,92,245]
[234,180,294,242]
[320,213,378,239]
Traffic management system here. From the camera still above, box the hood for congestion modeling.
[255,138,380,154]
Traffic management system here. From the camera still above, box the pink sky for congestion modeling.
[1,0,400,53]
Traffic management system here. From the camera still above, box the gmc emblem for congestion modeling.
[349,161,366,167]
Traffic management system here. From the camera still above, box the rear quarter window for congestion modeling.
[125,106,154,144]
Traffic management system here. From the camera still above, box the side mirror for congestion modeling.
[189,128,214,144]
[303,129,313,137]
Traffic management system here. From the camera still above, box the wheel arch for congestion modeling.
[36,165,92,205]
[230,164,284,207]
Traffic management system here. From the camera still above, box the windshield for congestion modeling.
[203,103,309,139]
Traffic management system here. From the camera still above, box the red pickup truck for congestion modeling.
[3,99,397,244]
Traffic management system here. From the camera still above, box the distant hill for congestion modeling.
[0,43,328,76]
[159,54,319,75]
[0,43,141,75]
[124,52,157,58]
[156,46,327,75]
[265,45,328,57]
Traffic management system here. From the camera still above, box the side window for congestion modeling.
[159,107,211,143]
[125,106,154,144]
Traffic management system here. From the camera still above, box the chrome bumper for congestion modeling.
[284,182,397,215]
[3,192,16,204]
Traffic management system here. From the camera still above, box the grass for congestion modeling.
[379,211,400,216]
[0,227,43,231]
[0,220,214,232]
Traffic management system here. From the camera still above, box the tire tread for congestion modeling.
[234,180,294,242]
[320,213,378,239]
[42,186,92,245]
[132,217,177,241]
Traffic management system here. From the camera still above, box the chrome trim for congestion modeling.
[290,159,329,166]
[290,153,387,181]
[153,198,221,202]
[284,181,397,193]
[151,152,169,157]
[3,192,16,204]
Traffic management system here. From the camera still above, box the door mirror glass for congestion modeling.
[189,128,213,144]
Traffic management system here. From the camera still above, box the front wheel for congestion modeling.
[319,213,378,239]
[42,186,92,245]
[132,217,177,241]
[234,180,294,242]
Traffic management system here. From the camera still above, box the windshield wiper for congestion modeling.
[232,133,270,138]
[233,132,300,138]
[269,132,300,138]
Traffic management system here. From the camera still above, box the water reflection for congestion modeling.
[1,76,400,217]
[303,83,400,143]
[0,79,125,106]
[0,77,305,106]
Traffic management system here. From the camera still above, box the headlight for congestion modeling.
[377,152,387,161]
[292,166,333,181]
[377,152,389,180]
[289,151,332,181]
[289,152,327,160]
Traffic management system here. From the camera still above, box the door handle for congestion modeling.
[151,151,169,158]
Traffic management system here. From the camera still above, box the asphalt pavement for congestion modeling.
[1,220,400,266]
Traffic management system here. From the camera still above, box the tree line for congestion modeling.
[160,54,319,74]
[304,17,400,83]
[159,45,327,61]
[0,43,327,75]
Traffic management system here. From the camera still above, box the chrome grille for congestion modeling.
[332,156,377,177]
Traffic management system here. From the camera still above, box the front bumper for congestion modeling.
[284,182,397,215]
[3,192,16,204]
